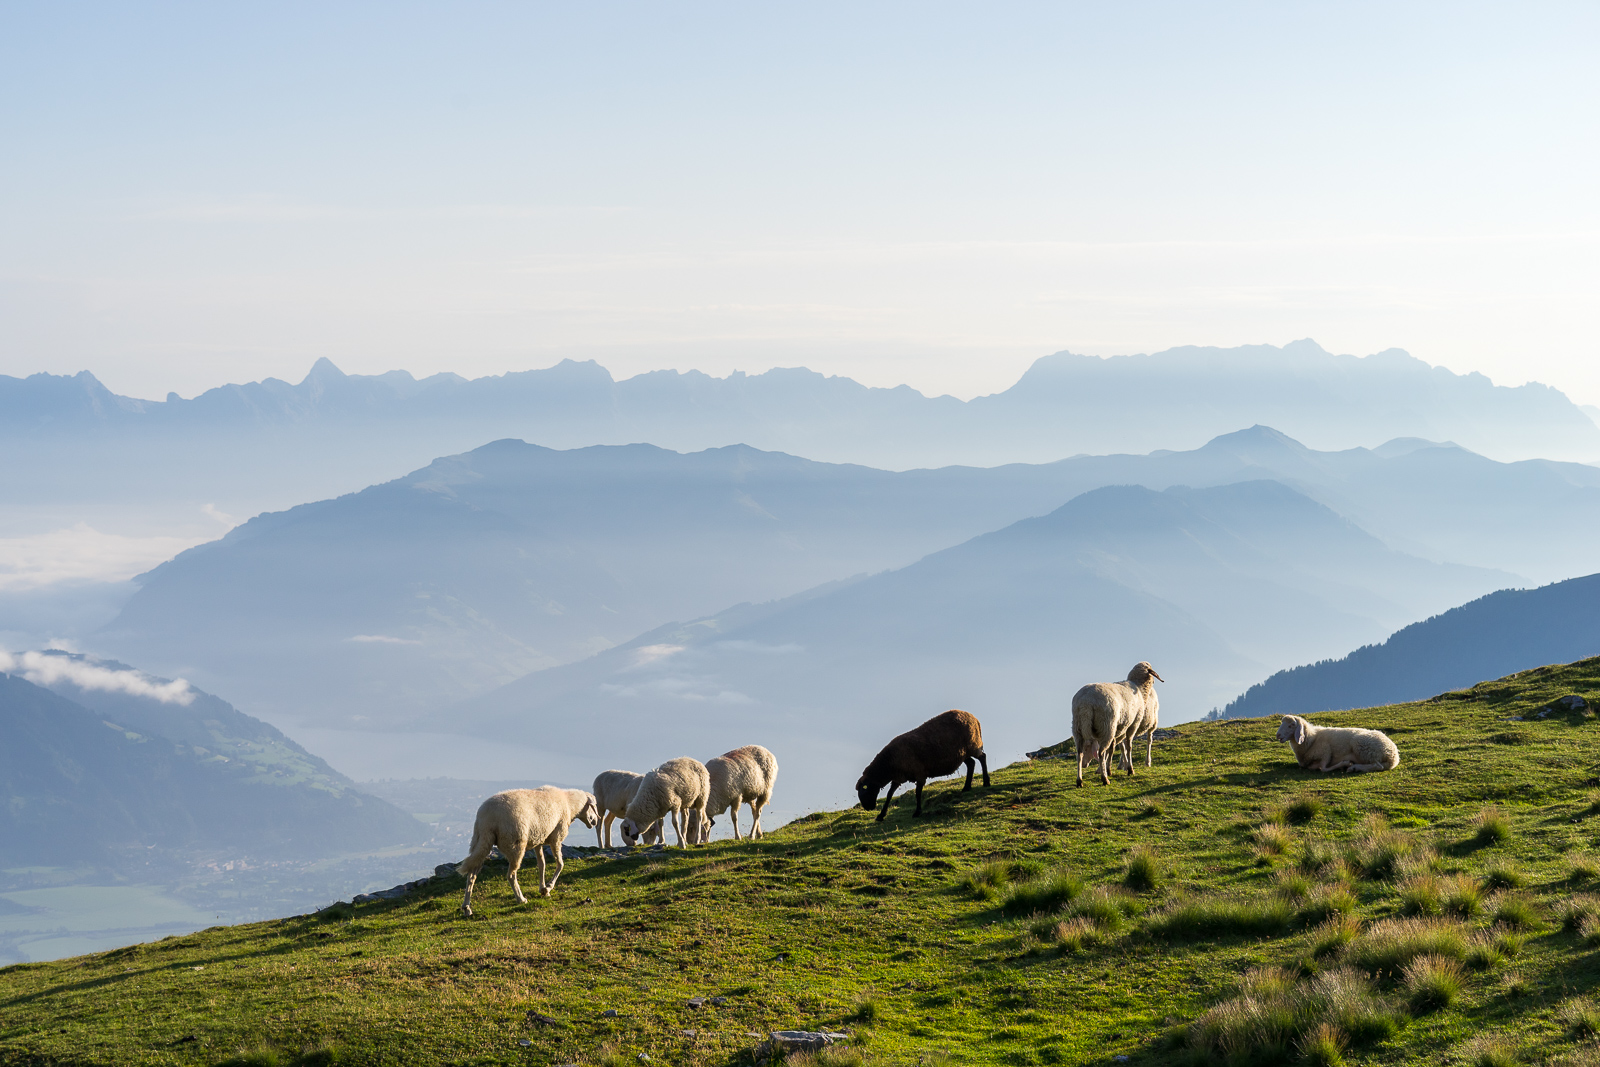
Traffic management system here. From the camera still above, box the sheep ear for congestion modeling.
[1294,719,1307,745]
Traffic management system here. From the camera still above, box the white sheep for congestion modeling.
[591,770,664,848]
[692,745,779,843]
[619,757,710,848]
[457,786,598,916]
[1275,714,1400,773]
[1072,661,1163,787]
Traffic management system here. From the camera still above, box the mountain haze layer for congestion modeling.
[429,480,1510,814]
[96,429,1560,729]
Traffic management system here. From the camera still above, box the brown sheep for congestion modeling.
[855,709,990,822]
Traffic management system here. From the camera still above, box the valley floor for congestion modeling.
[4,658,1600,1067]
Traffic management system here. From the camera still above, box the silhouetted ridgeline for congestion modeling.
[1218,573,1600,719]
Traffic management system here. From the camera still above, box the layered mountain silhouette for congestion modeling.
[96,429,1551,727]
[1218,573,1600,719]
[0,653,425,867]
[4,341,1597,520]
[418,481,1514,813]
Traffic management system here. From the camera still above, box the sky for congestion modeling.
[1,2,1597,404]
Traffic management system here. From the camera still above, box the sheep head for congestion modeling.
[1128,661,1165,687]
[855,775,883,812]
[618,817,644,846]
[1275,715,1308,745]
[576,794,599,828]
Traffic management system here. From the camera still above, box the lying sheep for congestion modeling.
[619,757,711,848]
[693,745,779,843]
[1073,661,1162,787]
[591,770,664,848]
[1275,714,1400,773]
[856,709,989,822]
[458,786,598,916]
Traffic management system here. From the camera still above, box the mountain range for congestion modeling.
[1217,572,1600,719]
[97,426,1591,731]
[4,341,1598,526]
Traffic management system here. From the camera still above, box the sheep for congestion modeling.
[619,757,711,848]
[591,769,665,848]
[1072,661,1163,787]
[691,745,779,843]
[457,786,598,917]
[1275,714,1400,773]
[855,709,989,822]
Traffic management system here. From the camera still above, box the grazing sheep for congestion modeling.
[693,745,779,843]
[458,787,598,916]
[619,757,711,848]
[1275,714,1400,773]
[1072,662,1163,787]
[855,709,989,822]
[591,770,664,848]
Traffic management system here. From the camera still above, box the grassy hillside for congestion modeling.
[4,658,1600,1067]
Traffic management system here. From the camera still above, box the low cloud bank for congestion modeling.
[0,649,195,705]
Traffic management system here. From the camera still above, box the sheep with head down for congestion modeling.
[1275,714,1399,773]
[619,757,711,848]
[855,709,989,822]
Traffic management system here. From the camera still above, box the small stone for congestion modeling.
[1113,1057,1131,1064]
[526,1012,560,1027]
[680,1030,697,1038]
[687,997,706,1009]
[435,863,459,878]
[637,1055,651,1063]
[518,1039,532,1047]
[601,1009,619,1018]
[710,996,728,1006]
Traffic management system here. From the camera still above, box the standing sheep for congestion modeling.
[591,770,664,848]
[855,709,989,822]
[619,757,711,848]
[693,745,779,843]
[457,786,598,917]
[1072,662,1163,787]
[1275,715,1400,773]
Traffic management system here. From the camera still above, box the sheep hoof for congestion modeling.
[461,906,473,918]
[541,887,553,898]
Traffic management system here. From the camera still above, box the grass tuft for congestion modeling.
[1490,891,1543,931]
[1148,894,1293,939]
[1184,966,1397,1063]
[1348,818,1421,880]
[1443,873,1484,917]
[1286,793,1323,825]
[1558,894,1600,932]
[1483,864,1527,890]
[1570,854,1600,883]
[1348,916,1468,974]
[1275,869,1313,902]
[1559,997,1600,1037]
[1252,823,1293,859]
[999,868,1083,916]
[1310,913,1362,958]
[1037,916,1101,954]
[1462,1036,1521,1067]
[1396,873,1444,916]
[1401,953,1464,1013]
[1297,1021,1346,1067]
[1123,845,1165,893]
[1068,884,1132,932]
[1299,883,1357,924]
[1474,805,1513,846]
[1580,913,1600,948]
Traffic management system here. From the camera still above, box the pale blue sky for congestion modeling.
[1,2,1596,401]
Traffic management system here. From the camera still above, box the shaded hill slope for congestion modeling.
[0,661,425,868]
[1220,572,1600,719]
[431,480,1507,813]
[4,659,1600,1066]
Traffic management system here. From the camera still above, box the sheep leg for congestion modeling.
[598,813,611,849]
[750,795,766,839]
[1145,730,1155,768]
[876,782,901,821]
[729,801,743,841]
[962,757,976,791]
[503,843,529,905]
[977,750,990,787]
[1076,745,1087,788]
[542,841,565,896]
[670,808,685,847]
[912,779,926,816]
[1342,762,1383,773]
[458,835,496,917]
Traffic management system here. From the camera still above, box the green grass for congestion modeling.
[6,656,1600,1065]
